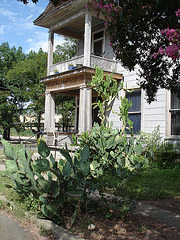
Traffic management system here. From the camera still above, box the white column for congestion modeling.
[44,91,55,133]
[47,30,54,76]
[86,87,92,131]
[84,13,92,67]
[74,96,79,131]
[78,87,92,134]
[79,88,85,133]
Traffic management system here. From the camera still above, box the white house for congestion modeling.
[34,0,180,146]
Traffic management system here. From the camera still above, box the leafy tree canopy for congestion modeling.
[0,38,77,139]
[53,37,77,64]
[0,42,26,139]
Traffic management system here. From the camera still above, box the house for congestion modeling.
[34,0,180,146]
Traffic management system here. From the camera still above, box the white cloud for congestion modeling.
[0,25,5,35]
[26,32,65,53]
[26,14,33,21]
[0,7,18,22]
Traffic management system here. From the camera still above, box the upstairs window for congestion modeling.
[92,30,105,56]
[170,91,180,135]
[126,89,141,134]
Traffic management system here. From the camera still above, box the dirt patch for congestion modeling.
[71,198,180,240]
[142,197,180,214]
[72,212,180,240]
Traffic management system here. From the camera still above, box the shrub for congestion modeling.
[141,126,180,169]
[73,123,148,192]
[153,142,180,168]
[1,138,92,224]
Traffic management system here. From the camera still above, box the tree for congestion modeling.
[92,0,180,102]
[53,37,77,64]
[5,48,47,138]
[0,42,26,139]
[56,98,75,132]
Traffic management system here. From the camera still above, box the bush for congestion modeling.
[141,126,180,169]
[153,142,180,168]
[1,139,92,224]
[73,123,148,191]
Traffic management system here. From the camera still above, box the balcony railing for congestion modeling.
[49,54,117,75]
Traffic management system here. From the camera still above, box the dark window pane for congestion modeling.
[171,92,180,109]
[126,90,141,112]
[94,40,103,56]
[127,114,141,134]
[171,111,180,135]
[93,31,103,40]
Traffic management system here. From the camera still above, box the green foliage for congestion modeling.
[56,97,75,132]
[1,138,93,223]
[115,94,133,135]
[140,126,162,159]
[90,66,120,126]
[152,142,180,169]
[141,126,179,168]
[0,43,47,139]
[0,42,26,139]
[94,0,180,102]
[53,37,77,64]
[75,123,148,179]
[126,168,180,200]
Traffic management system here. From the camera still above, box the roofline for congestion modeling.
[33,0,89,25]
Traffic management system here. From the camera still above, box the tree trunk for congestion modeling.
[3,127,10,140]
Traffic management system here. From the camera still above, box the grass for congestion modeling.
[125,168,180,200]
[0,171,40,218]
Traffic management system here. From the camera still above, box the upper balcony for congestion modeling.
[49,54,118,75]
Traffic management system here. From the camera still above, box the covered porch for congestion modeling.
[41,66,122,146]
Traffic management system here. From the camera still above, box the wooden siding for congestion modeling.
[108,63,167,139]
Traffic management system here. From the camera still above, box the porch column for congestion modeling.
[44,90,55,133]
[84,13,92,67]
[74,96,79,131]
[47,30,54,76]
[79,87,92,134]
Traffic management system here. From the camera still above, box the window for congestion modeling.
[170,92,180,135]
[126,89,141,134]
[92,30,105,56]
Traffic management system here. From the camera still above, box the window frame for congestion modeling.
[92,29,105,57]
[126,89,141,134]
[169,91,180,136]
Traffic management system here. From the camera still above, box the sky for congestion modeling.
[0,0,64,53]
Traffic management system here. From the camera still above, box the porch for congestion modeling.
[41,66,122,146]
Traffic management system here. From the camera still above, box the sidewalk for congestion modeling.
[0,213,36,240]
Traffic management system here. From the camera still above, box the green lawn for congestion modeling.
[125,168,180,200]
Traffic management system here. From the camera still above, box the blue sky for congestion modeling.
[0,0,63,53]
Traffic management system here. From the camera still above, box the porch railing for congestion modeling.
[49,54,117,75]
